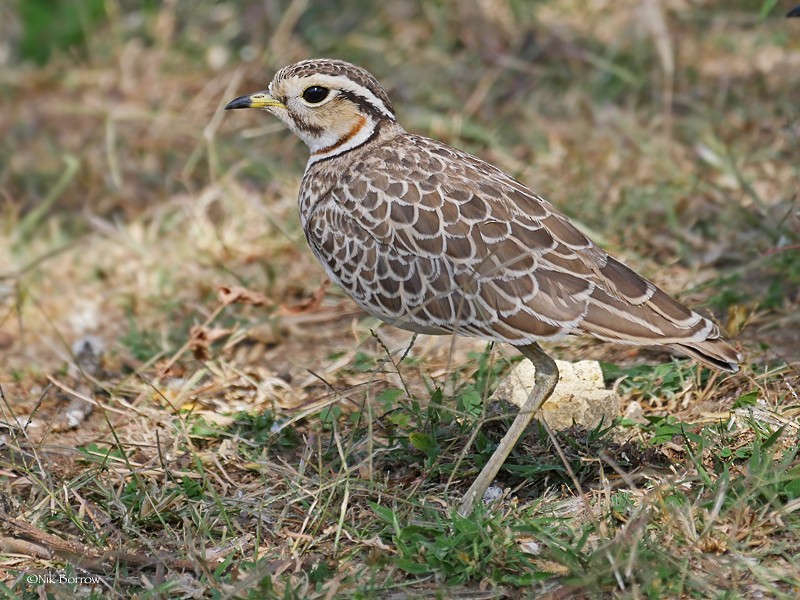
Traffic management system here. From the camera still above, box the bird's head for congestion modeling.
[226,59,398,161]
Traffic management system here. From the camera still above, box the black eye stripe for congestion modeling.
[337,89,389,121]
[302,86,329,103]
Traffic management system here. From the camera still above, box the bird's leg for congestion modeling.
[458,343,559,516]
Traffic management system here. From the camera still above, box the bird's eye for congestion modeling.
[302,86,329,104]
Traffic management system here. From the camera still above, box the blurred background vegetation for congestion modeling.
[0,0,799,597]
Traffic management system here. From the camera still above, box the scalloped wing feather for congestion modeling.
[301,133,741,372]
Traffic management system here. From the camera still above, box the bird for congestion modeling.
[225,59,741,516]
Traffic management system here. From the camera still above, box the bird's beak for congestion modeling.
[225,91,284,110]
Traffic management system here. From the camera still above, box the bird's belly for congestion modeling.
[354,298,452,336]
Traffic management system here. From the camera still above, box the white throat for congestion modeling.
[306,114,378,165]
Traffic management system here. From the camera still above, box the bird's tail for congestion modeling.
[577,257,742,372]
[673,339,741,372]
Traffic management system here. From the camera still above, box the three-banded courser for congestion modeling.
[226,59,741,516]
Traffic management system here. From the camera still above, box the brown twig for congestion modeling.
[0,503,244,573]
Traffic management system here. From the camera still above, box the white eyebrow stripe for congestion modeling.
[297,74,395,119]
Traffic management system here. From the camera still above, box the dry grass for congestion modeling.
[1,1,799,598]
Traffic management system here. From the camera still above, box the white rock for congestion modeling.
[482,485,504,504]
[490,359,619,431]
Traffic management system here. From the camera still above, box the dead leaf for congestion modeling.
[532,559,571,575]
[0,330,13,349]
[188,325,232,360]
[279,281,329,315]
[218,285,273,307]
[360,536,394,552]
[155,359,186,379]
